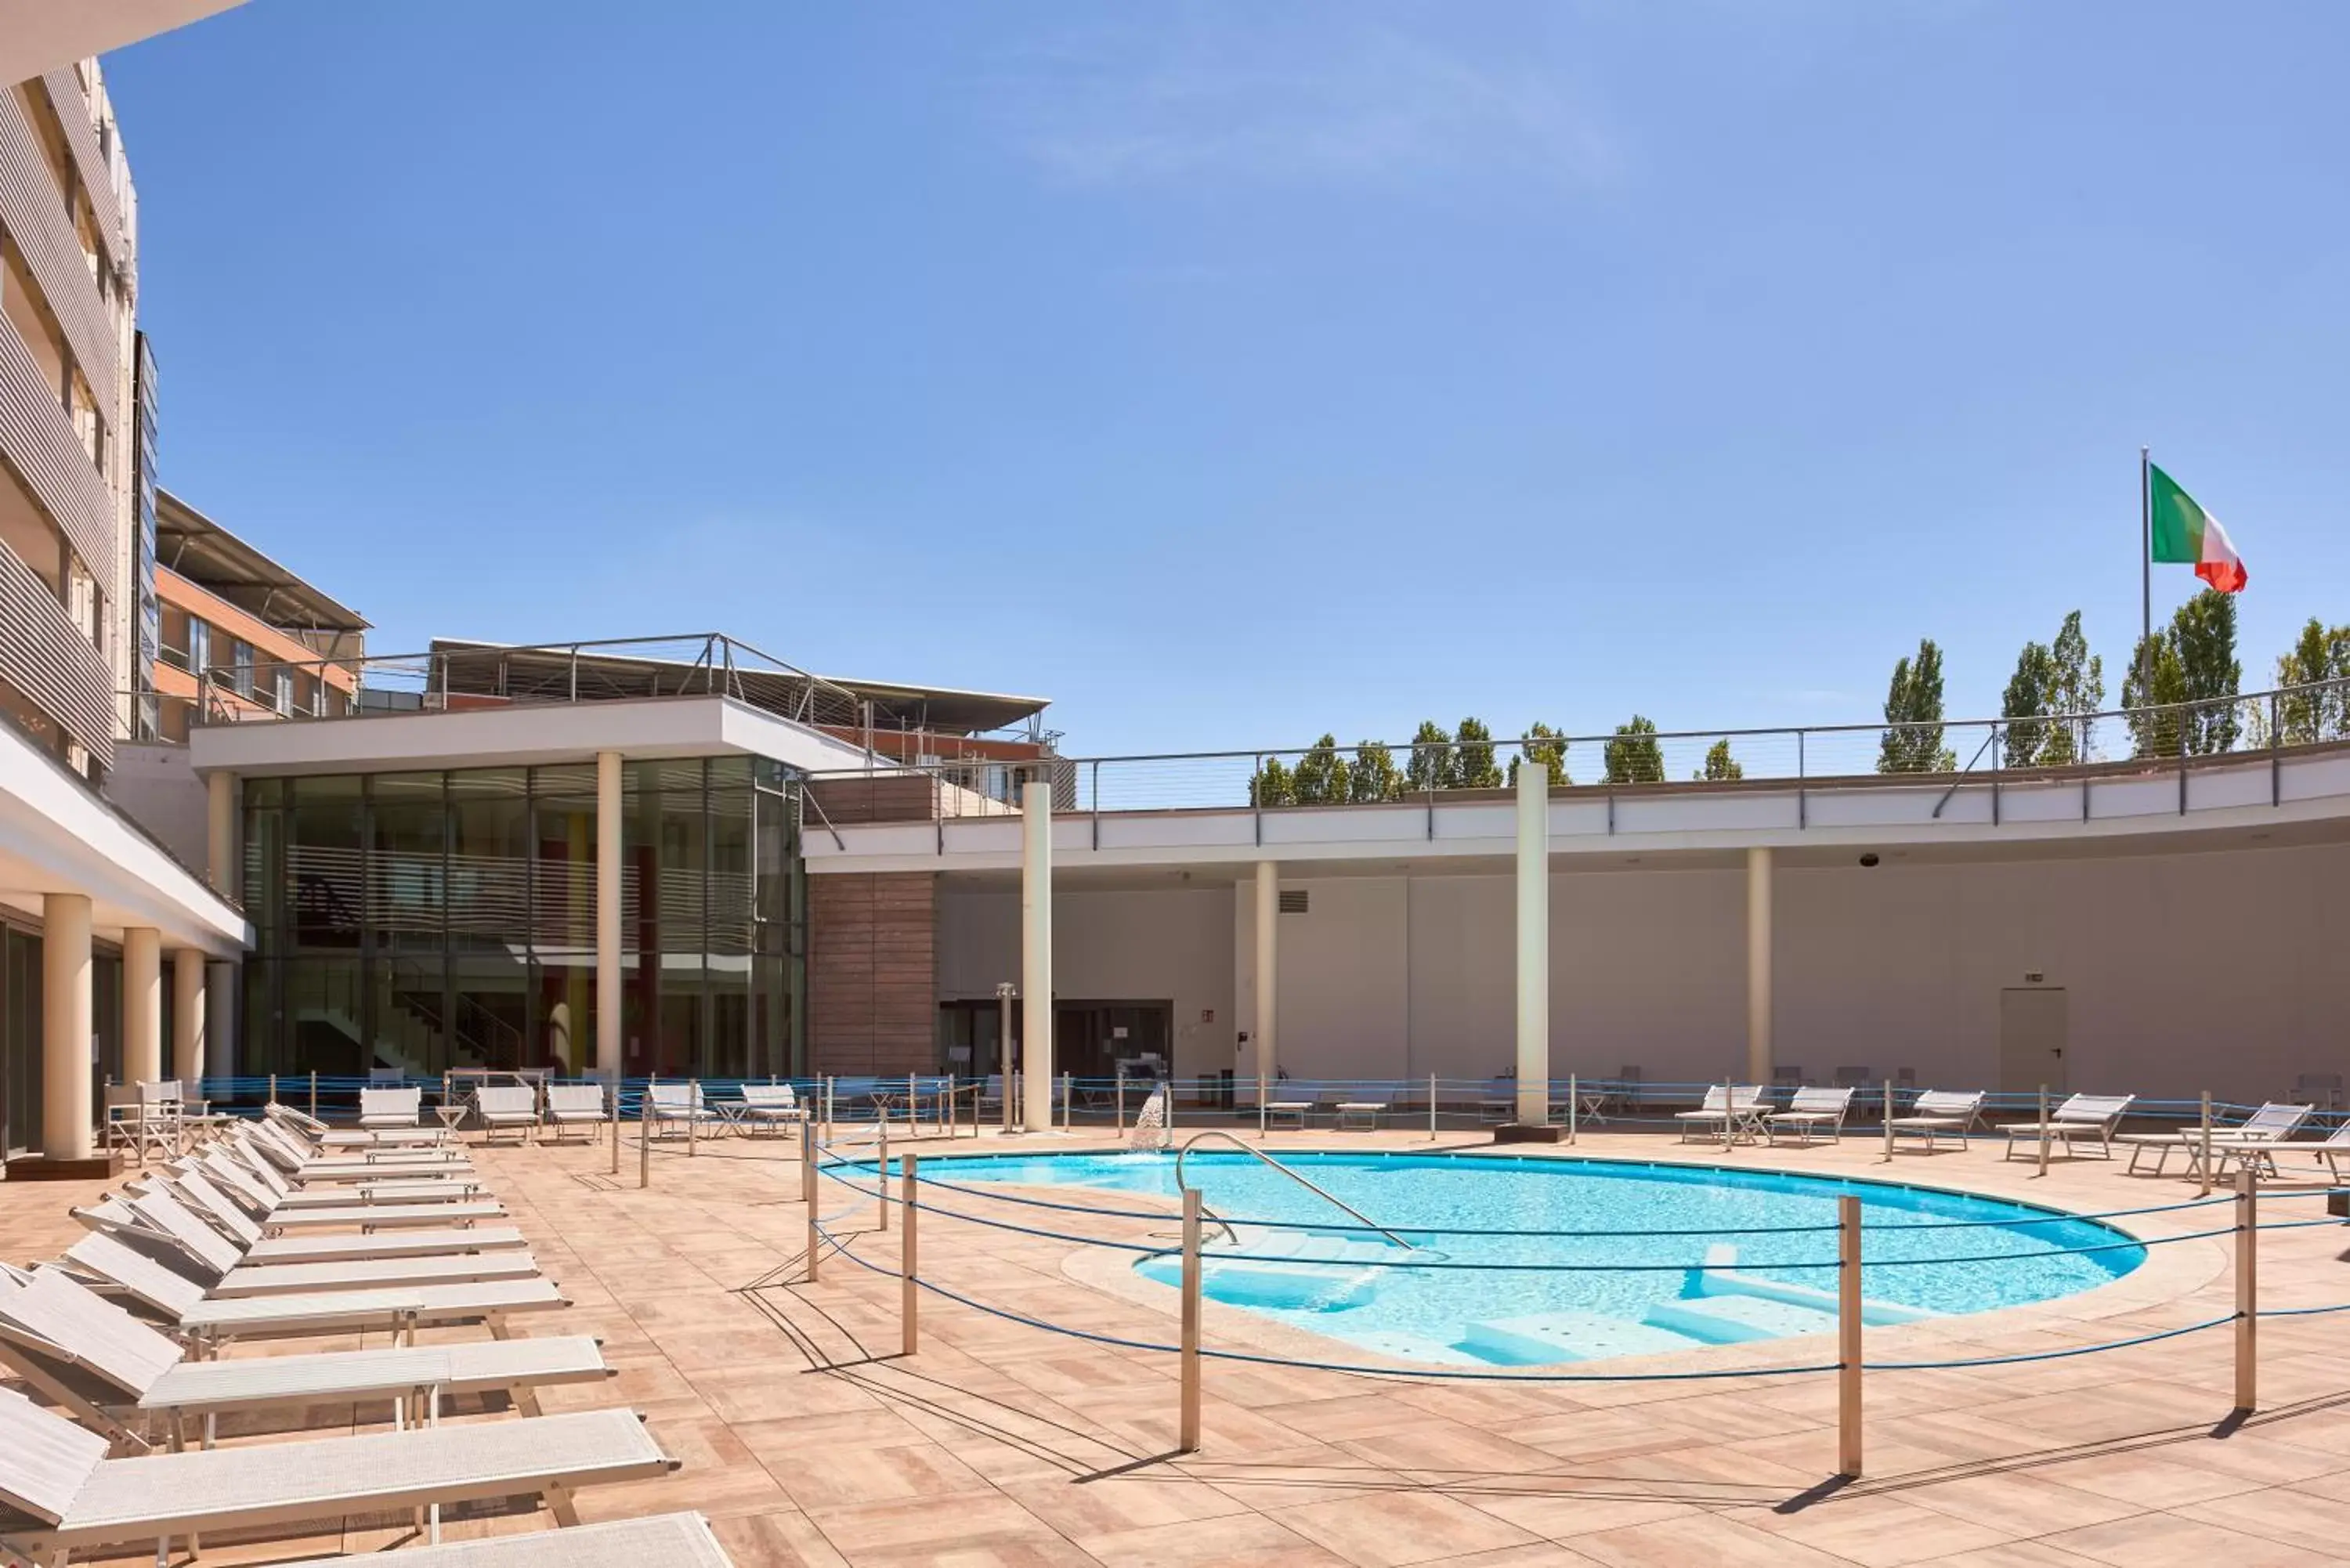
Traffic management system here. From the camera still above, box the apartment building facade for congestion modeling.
[0,55,247,1172]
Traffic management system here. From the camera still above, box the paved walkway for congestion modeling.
[5,1123,2348,1565]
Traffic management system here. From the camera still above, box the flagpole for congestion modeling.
[2139,445,2152,703]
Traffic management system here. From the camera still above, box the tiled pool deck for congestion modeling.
[8,1124,2349,1566]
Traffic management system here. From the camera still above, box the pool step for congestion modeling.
[1459,1311,1704,1366]
[1348,1330,1485,1367]
[1646,1292,1840,1346]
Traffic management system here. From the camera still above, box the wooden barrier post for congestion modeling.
[688,1079,699,1158]
[639,1078,652,1189]
[2036,1083,2051,1177]
[804,1120,820,1283]
[2200,1090,2215,1198]
[309,1070,318,1119]
[1115,1072,1126,1136]
[1429,1071,1437,1141]
[268,1072,277,1106]
[1061,1071,1072,1133]
[1882,1078,1895,1163]
[1838,1193,1864,1476]
[902,1152,919,1356]
[1567,1073,1578,1145]
[609,1077,620,1174]
[1179,1187,1202,1453]
[877,1118,890,1233]
[2235,1164,2258,1413]
[1258,1073,1268,1139]
[909,1072,919,1136]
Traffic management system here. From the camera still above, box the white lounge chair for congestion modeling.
[474,1085,541,1145]
[1676,1086,1769,1143]
[267,1101,451,1148]
[83,1190,544,1301]
[305,1512,734,1568]
[0,1264,613,1447]
[1477,1078,1516,1124]
[2216,1118,2350,1182]
[1766,1086,1855,1146]
[1999,1093,2136,1161]
[0,1386,674,1563]
[242,1119,472,1176]
[1885,1090,1986,1153]
[1334,1100,1387,1130]
[647,1082,724,1140]
[544,1082,609,1143]
[728,1082,805,1136]
[2116,1102,2312,1177]
[360,1085,426,1129]
[60,1230,569,1351]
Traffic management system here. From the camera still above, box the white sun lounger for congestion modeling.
[88,1190,540,1299]
[544,1083,609,1143]
[725,1083,805,1136]
[1676,1086,1769,1143]
[475,1085,540,1145]
[1998,1093,2136,1161]
[267,1101,452,1148]
[1885,1089,1986,1153]
[0,1265,612,1444]
[0,1386,674,1563]
[174,1159,520,1259]
[359,1085,426,1129]
[302,1512,734,1568]
[2216,1118,2350,1181]
[60,1231,568,1350]
[647,1082,725,1140]
[2115,1102,2313,1176]
[194,1147,498,1227]
[1766,1086,1855,1146]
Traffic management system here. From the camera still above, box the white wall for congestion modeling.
[935,842,2350,1102]
[937,887,1236,1078]
[107,741,210,874]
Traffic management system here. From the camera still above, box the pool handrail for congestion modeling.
[1173,1131,1418,1252]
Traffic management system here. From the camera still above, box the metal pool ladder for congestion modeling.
[1173,1130,1418,1252]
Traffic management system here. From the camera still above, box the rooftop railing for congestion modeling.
[801,673,2350,823]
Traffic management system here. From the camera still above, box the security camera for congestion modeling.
[1858,852,1880,868]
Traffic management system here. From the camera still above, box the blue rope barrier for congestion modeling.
[2257,1302,2350,1319]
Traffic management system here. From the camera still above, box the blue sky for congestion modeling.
[106,1,2350,757]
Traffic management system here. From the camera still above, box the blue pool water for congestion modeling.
[910,1151,2143,1367]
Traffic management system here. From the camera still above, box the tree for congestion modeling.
[1454,717,1503,789]
[2122,630,2188,757]
[1349,739,1405,802]
[1249,756,1296,807]
[1877,638,1956,773]
[1405,720,1454,794]
[1291,734,1350,804]
[1508,722,1570,786]
[1603,715,1664,784]
[2126,590,2241,757]
[2001,638,2057,768]
[2275,618,2350,744]
[1696,738,1742,782]
[2046,610,2104,764]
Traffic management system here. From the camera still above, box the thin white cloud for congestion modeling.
[989,18,1619,194]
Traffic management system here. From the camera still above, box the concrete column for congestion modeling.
[42,894,92,1160]
[1515,762,1550,1125]
[1746,847,1773,1084]
[204,771,237,896]
[123,928,162,1086]
[172,948,206,1085]
[1020,780,1053,1133]
[1253,861,1278,1089]
[595,750,624,1082]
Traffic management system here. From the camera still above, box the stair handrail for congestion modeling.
[1173,1129,1417,1252]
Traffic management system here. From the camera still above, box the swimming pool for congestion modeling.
[912,1151,2144,1367]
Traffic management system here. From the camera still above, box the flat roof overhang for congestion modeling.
[0,726,246,956]
[186,695,883,779]
[807,745,2350,876]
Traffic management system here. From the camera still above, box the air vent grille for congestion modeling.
[1278,890,1309,915]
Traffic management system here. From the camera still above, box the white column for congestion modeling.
[123,927,162,1086]
[596,750,624,1082]
[1746,847,1773,1084]
[42,894,92,1160]
[172,948,207,1085]
[1253,861,1278,1089]
[1515,762,1550,1125]
[1020,780,1054,1133]
[204,771,237,896]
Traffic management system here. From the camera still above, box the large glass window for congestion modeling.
[238,758,802,1079]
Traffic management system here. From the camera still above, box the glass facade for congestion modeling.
[240,757,804,1078]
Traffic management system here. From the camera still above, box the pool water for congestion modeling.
[915,1151,2142,1367]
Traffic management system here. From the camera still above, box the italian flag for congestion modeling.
[2149,464,2247,593]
